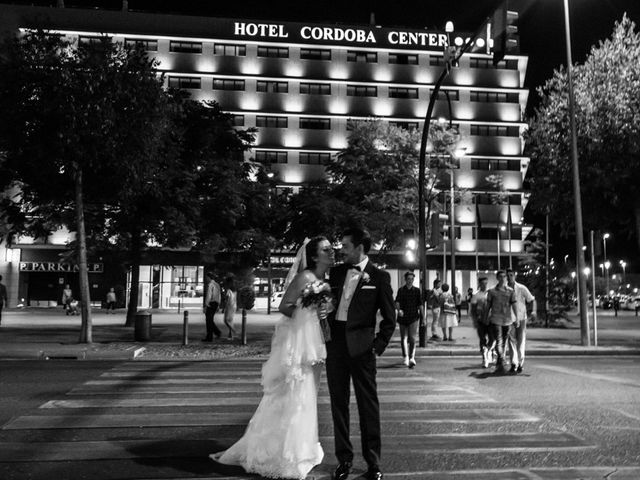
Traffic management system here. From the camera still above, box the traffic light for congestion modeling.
[492,1,519,66]
[429,213,448,247]
[403,229,417,264]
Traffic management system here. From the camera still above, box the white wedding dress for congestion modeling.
[210,299,326,479]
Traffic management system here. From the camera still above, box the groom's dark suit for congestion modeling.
[326,259,397,469]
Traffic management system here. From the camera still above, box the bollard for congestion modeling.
[241,309,247,345]
[182,310,189,346]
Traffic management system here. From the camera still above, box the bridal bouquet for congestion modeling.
[301,280,333,342]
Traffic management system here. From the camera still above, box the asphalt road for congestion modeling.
[0,356,639,480]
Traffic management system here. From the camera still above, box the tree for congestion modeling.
[284,119,457,250]
[0,31,172,341]
[526,15,640,251]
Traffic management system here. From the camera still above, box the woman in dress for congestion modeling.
[211,236,335,479]
[439,283,459,341]
[222,277,237,339]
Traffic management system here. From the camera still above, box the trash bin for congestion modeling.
[134,311,152,341]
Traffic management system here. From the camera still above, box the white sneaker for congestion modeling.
[403,356,409,366]
[409,358,416,369]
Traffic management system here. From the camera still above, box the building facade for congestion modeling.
[0,4,530,306]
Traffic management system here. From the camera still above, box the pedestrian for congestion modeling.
[613,296,620,317]
[223,276,237,339]
[635,297,639,317]
[439,283,458,341]
[466,287,474,314]
[470,276,494,368]
[506,269,537,374]
[395,271,422,368]
[453,285,463,320]
[428,279,443,341]
[202,272,222,342]
[105,287,117,313]
[0,275,7,326]
[484,270,517,374]
[61,284,73,315]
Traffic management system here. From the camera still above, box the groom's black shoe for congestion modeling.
[333,461,352,480]
[363,466,383,480]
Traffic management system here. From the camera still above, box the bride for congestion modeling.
[210,236,335,479]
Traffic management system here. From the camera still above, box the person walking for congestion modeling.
[506,269,536,374]
[613,296,620,317]
[202,272,222,341]
[453,286,463,320]
[326,227,396,480]
[470,276,494,368]
[61,284,73,315]
[0,275,7,326]
[635,296,639,317]
[105,287,117,313]
[466,287,474,315]
[439,284,458,341]
[484,270,517,374]
[427,279,443,341]
[395,271,422,368]
[223,277,237,339]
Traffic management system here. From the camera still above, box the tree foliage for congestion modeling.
[284,119,458,250]
[526,15,640,251]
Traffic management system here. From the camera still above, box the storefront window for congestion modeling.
[127,265,204,309]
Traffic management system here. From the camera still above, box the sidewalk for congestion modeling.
[1,307,639,360]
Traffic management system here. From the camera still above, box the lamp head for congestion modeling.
[445,21,454,33]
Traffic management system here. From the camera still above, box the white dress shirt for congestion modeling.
[336,257,369,322]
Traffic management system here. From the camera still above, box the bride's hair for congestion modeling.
[305,236,328,271]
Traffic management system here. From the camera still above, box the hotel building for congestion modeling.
[0,4,530,308]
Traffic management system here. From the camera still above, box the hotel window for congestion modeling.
[493,59,519,70]
[390,121,419,130]
[299,152,331,165]
[256,116,288,128]
[471,125,520,137]
[125,38,158,51]
[212,79,245,91]
[300,118,331,130]
[214,43,246,56]
[169,41,202,54]
[78,35,109,47]
[300,48,331,60]
[231,115,245,126]
[347,85,377,97]
[389,87,419,99]
[168,76,201,89]
[257,81,288,93]
[300,83,331,95]
[257,46,289,58]
[429,55,445,67]
[389,53,418,65]
[255,150,288,164]
[470,91,520,103]
[431,89,459,101]
[347,50,377,63]
[471,159,520,171]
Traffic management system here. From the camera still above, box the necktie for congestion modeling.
[347,264,361,272]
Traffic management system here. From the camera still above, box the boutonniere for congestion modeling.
[361,272,371,284]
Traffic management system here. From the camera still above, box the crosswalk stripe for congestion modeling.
[39,393,492,409]
[3,409,540,430]
[0,432,592,462]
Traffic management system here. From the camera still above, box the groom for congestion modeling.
[327,227,397,480]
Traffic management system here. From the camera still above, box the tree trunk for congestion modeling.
[125,228,141,327]
[74,165,92,343]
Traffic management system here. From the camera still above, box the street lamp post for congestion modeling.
[620,260,627,284]
[563,0,590,345]
[266,172,275,315]
[497,225,505,270]
[605,260,611,294]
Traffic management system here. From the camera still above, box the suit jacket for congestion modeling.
[328,261,397,357]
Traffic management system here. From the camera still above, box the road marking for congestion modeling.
[3,409,539,430]
[0,433,592,462]
[536,364,640,388]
